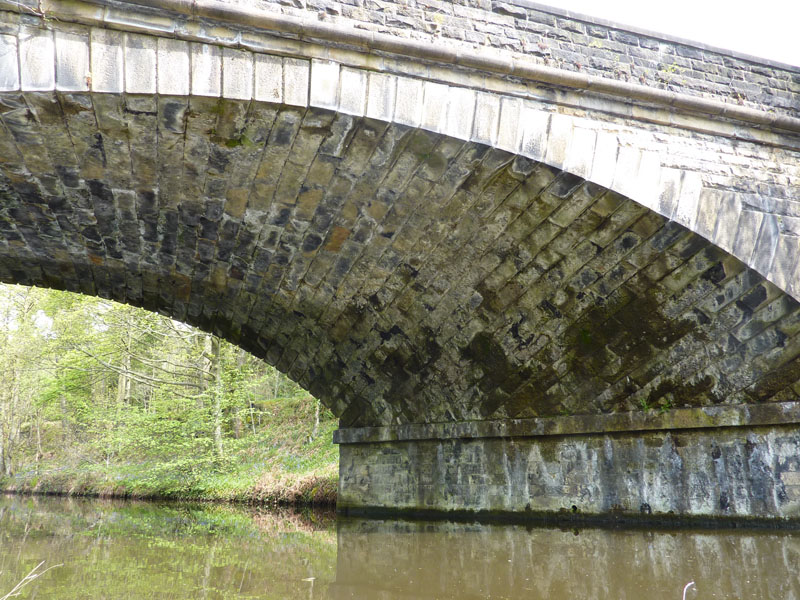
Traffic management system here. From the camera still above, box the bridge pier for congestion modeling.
[335,406,800,523]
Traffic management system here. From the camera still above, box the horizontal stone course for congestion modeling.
[334,400,800,444]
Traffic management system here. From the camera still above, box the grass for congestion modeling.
[0,396,339,507]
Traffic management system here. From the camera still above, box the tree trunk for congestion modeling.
[60,389,69,444]
[231,349,247,439]
[200,335,213,410]
[212,336,223,459]
[6,424,16,477]
[1,417,12,477]
[117,328,131,406]
[0,424,5,477]
[231,405,242,439]
[249,400,257,435]
[35,411,42,473]
[312,399,320,440]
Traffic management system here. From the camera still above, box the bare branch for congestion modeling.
[71,346,203,392]
[0,561,61,600]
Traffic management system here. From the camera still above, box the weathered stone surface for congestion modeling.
[89,0,799,116]
[1,3,800,521]
[3,84,799,428]
[339,425,800,520]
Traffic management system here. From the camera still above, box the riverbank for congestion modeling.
[0,463,338,506]
[0,396,339,507]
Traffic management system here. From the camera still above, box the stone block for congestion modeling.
[281,57,308,107]
[421,80,449,133]
[518,102,550,161]
[732,210,765,267]
[222,47,253,100]
[0,34,19,91]
[157,38,190,96]
[394,76,423,127]
[310,59,340,110]
[769,234,800,293]
[103,6,175,35]
[90,28,124,93]
[710,192,741,254]
[672,171,703,230]
[562,126,596,180]
[55,30,89,92]
[655,167,682,220]
[123,33,157,94]
[254,53,282,104]
[445,85,476,141]
[339,67,368,116]
[694,188,724,241]
[190,43,221,97]
[753,214,780,275]
[633,150,662,211]
[19,26,54,91]
[496,96,521,153]
[610,145,642,198]
[544,112,573,169]
[589,131,618,189]
[365,72,396,122]
[471,91,500,147]
[40,0,104,22]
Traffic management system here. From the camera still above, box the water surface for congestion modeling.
[0,495,797,599]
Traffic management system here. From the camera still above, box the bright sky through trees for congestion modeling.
[547,0,800,67]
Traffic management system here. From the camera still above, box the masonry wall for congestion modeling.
[338,425,800,521]
[253,0,800,115]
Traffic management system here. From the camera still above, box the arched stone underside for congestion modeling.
[2,7,800,520]
[3,89,800,429]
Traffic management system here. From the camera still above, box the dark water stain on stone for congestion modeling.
[646,375,715,408]
[160,101,186,133]
[462,332,534,417]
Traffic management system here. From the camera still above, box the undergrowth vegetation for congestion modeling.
[0,284,339,505]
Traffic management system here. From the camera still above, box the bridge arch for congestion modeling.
[2,2,800,519]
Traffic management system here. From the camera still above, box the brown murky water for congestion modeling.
[0,495,797,599]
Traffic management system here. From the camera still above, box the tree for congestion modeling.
[0,282,326,484]
[0,286,52,475]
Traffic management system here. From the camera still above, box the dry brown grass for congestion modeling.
[251,463,338,506]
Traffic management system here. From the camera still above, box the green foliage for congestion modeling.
[0,283,338,504]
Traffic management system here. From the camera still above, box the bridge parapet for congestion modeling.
[9,0,796,115]
[260,0,800,115]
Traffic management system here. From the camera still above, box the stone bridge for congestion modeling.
[1,0,800,523]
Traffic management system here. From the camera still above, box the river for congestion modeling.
[0,495,797,599]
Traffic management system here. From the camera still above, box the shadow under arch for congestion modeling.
[1,92,799,432]
[0,8,798,433]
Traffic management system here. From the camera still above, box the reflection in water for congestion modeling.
[0,495,798,599]
[333,519,800,599]
[0,495,337,599]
